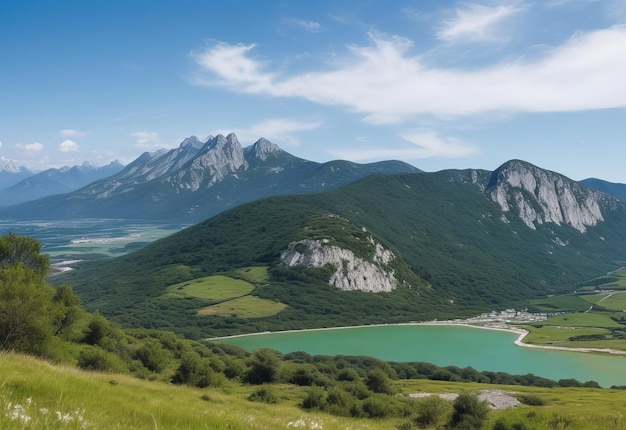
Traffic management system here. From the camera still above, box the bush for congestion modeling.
[365,368,395,394]
[325,386,355,416]
[416,395,452,428]
[516,394,546,406]
[447,392,489,430]
[245,348,282,384]
[362,394,396,418]
[302,386,327,410]
[172,351,221,388]
[247,386,279,404]
[77,346,126,373]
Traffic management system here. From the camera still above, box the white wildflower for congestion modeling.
[7,403,31,423]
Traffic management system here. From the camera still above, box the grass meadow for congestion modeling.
[197,295,287,318]
[4,352,626,429]
[165,275,255,301]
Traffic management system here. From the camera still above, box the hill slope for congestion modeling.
[580,177,626,203]
[55,160,626,338]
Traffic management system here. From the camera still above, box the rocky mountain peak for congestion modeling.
[0,156,22,173]
[167,132,247,191]
[179,135,204,150]
[488,159,605,233]
[248,138,282,161]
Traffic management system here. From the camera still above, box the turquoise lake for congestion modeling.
[216,324,626,387]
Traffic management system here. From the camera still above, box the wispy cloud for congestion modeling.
[286,18,323,33]
[59,129,89,139]
[230,118,322,147]
[58,139,79,152]
[130,131,160,148]
[329,129,478,161]
[193,26,626,122]
[16,142,44,152]
[437,3,525,43]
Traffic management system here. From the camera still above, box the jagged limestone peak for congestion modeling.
[249,138,281,161]
[488,160,604,233]
[179,135,204,150]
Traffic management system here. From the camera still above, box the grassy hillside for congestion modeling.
[55,171,626,338]
[3,352,626,429]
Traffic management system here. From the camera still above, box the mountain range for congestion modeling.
[0,160,124,206]
[0,157,32,190]
[0,134,419,222]
[54,157,626,338]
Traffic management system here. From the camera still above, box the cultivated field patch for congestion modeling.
[165,275,254,301]
[197,295,287,318]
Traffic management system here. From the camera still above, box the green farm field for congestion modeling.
[581,292,626,311]
[165,275,254,301]
[197,295,287,318]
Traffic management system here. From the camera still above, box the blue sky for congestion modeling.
[1,0,626,181]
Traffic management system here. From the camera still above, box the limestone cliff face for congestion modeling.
[167,133,248,191]
[487,160,608,233]
[280,237,398,293]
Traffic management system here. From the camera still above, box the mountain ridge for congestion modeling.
[0,160,124,206]
[0,133,420,222]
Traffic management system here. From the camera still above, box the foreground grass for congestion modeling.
[4,353,626,429]
[397,380,626,429]
[0,353,376,430]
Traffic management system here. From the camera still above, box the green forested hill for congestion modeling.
[54,167,626,338]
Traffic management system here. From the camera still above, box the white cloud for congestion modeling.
[329,129,479,161]
[130,131,160,147]
[191,42,272,91]
[58,139,79,152]
[16,142,44,152]
[0,140,3,148]
[59,129,88,138]
[193,26,626,121]
[288,18,322,33]
[229,118,322,147]
[437,3,525,42]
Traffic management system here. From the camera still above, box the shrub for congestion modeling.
[247,386,279,404]
[447,392,489,430]
[516,394,546,406]
[365,368,395,394]
[362,394,396,418]
[302,386,327,410]
[416,395,452,428]
[245,348,282,384]
[77,346,126,373]
[325,386,355,417]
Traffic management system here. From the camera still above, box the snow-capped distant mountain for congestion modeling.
[0,157,33,190]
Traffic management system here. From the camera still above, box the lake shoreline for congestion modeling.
[208,320,626,356]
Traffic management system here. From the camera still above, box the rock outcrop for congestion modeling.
[487,160,606,233]
[280,237,398,293]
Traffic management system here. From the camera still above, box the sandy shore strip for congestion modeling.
[207,320,626,356]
